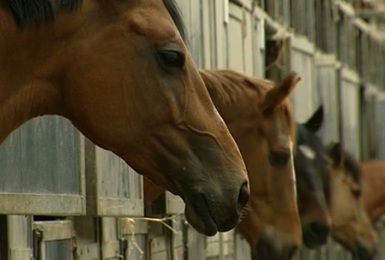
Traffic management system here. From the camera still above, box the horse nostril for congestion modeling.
[287,245,299,259]
[310,222,330,239]
[237,181,249,213]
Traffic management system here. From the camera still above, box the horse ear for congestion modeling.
[304,106,324,133]
[328,142,344,167]
[262,72,301,114]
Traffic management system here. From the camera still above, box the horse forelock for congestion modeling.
[4,0,82,27]
[204,70,271,106]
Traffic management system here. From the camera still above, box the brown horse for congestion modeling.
[328,144,378,260]
[0,0,249,236]
[361,160,385,223]
[145,69,302,259]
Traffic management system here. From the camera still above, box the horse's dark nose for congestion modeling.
[237,181,250,213]
[309,222,330,239]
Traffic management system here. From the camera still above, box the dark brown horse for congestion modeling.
[294,107,332,248]
[328,144,378,260]
[361,160,385,223]
[0,0,249,235]
[146,69,302,259]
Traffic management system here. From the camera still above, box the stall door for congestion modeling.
[0,116,85,215]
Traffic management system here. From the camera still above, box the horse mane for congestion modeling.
[343,151,362,184]
[201,70,271,106]
[328,144,362,184]
[4,0,81,26]
[4,0,186,37]
[201,69,295,139]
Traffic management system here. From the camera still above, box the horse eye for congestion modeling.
[269,151,290,167]
[352,189,361,198]
[156,50,185,71]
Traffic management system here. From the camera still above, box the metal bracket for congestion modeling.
[32,229,43,260]
[118,238,128,260]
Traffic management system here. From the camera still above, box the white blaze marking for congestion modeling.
[299,145,316,160]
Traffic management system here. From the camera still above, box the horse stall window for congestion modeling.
[33,219,74,260]
[0,116,85,215]
[340,68,362,159]
[316,54,341,144]
[289,36,320,123]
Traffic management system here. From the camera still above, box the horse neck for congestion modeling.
[0,25,65,143]
[362,161,385,222]
[0,77,63,143]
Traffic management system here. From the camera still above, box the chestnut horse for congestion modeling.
[294,107,332,248]
[361,160,385,223]
[145,69,302,259]
[328,144,378,260]
[0,0,249,235]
